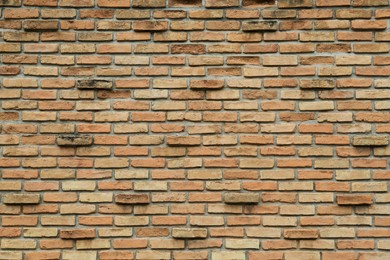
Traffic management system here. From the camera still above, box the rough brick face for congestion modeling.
[1,0,390,258]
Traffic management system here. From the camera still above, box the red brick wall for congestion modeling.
[1,0,390,259]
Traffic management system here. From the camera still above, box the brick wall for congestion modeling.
[0,0,390,259]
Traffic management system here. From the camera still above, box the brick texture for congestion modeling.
[0,0,390,259]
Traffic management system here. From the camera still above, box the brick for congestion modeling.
[115,216,149,226]
[284,229,319,241]
[97,0,130,7]
[300,32,335,42]
[3,194,40,204]
[352,20,387,30]
[336,195,373,207]
[133,21,168,31]
[320,228,355,238]
[76,79,113,90]
[263,55,298,66]
[242,21,278,31]
[133,0,165,7]
[3,32,39,42]
[173,251,208,260]
[352,182,387,192]
[24,20,58,31]
[224,193,260,204]
[211,251,245,260]
[354,43,389,53]
[299,101,334,111]
[374,147,390,156]
[205,0,239,8]
[278,0,312,8]
[244,67,278,77]
[317,0,351,6]
[352,0,389,6]
[62,181,95,191]
[352,136,389,146]
[115,194,150,204]
[165,136,200,146]
[1,239,36,249]
[62,251,96,260]
[4,9,38,19]
[76,239,110,249]
[60,229,96,239]
[172,228,207,239]
[56,135,93,146]
[284,252,320,260]
[226,239,259,249]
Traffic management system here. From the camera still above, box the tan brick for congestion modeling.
[211,251,245,260]
[352,136,389,146]
[172,228,207,239]
[299,101,334,111]
[76,79,112,90]
[263,216,297,227]
[240,159,275,169]
[134,181,167,191]
[79,192,112,203]
[61,44,95,53]
[115,194,150,204]
[60,229,96,239]
[224,193,260,204]
[62,251,97,260]
[226,239,259,249]
[76,239,110,249]
[3,194,40,204]
[284,229,319,239]
[1,239,36,249]
[336,170,370,180]
[320,228,355,238]
[56,135,93,146]
[284,252,320,260]
[62,181,96,191]
[242,21,278,31]
[0,251,22,260]
[352,182,388,192]
[115,216,149,226]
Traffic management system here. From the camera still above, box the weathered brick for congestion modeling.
[133,21,168,31]
[115,194,150,204]
[224,193,260,204]
[284,229,319,239]
[3,194,40,204]
[56,135,93,146]
[352,136,389,146]
[76,79,113,90]
[133,0,166,7]
[172,228,207,239]
[24,20,58,31]
[242,21,278,31]
[60,229,96,239]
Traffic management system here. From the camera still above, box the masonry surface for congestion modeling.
[0,0,390,259]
